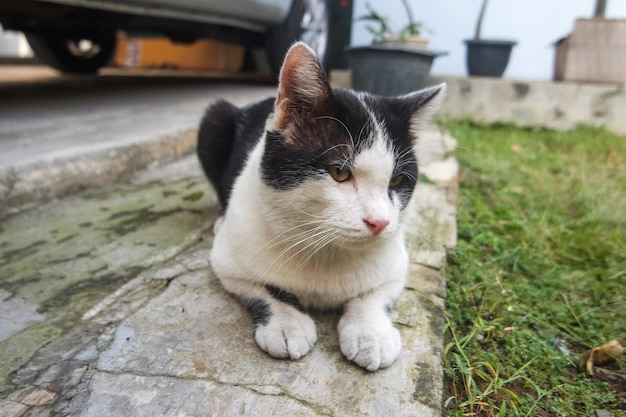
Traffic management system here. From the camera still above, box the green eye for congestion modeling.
[390,174,405,188]
[328,166,352,182]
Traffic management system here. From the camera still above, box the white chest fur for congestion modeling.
[210,137,409,310]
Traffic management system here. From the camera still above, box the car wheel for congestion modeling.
[266,0,331,77]
[25,32,116,74]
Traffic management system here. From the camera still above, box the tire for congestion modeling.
[25,32,116,74]
[266,0,332,77]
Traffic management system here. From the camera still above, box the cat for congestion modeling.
[197,42,445,371]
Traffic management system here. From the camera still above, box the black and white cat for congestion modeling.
[197,42,445,371]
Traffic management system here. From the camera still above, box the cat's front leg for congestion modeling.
[221,277,317,360]
[338,286,403,371]
[248,296,316,360]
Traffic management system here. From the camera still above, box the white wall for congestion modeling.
[350,0,626,80]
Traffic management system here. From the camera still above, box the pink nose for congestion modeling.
[363,218,390,236]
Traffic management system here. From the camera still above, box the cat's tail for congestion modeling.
[197,99,238,207]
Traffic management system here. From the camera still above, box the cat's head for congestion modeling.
[261,42,445,248]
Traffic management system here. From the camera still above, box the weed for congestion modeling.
[441,121,626,416]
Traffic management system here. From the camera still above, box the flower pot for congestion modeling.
[348,45,445,96]
[464,39,516,77]
[403,35,430,49]
[382,34,430,49]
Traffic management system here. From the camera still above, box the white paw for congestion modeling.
[254,306,317,360]
[338,316,402,371]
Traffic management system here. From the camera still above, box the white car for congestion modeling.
[0,0,334,75]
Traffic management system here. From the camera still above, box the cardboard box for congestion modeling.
[114,37,245,71]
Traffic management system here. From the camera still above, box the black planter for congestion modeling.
[348,46,445,96]
[464,39,516,77]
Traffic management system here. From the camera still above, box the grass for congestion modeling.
[439,121,626,416]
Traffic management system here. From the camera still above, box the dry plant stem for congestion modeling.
[400,0,416,34]
[579,340,625,376]
[474,0,488,39]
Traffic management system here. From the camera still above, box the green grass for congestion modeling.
[440,121,626,416]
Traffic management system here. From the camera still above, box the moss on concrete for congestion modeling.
[410,361,441,411]
[0,322,62,397]
[0,176,214,399]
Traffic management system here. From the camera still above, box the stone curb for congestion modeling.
[0,129,198,208]
[0,115,458,415]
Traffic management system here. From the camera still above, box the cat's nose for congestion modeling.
[363,218,389,236]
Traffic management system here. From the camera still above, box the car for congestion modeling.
[0,0,338,76]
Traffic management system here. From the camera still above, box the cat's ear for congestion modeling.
[392,83,447,134]
[271,42,331,130]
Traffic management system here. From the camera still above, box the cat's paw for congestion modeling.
[254,306,317,360]
[338,316,402,371]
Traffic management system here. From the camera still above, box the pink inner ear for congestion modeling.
[273,94,289,130]
[273,43,332,133]
[277,44,310,101]
[274,44,311,129]
[276,43,331,110]
[280,43,315,83]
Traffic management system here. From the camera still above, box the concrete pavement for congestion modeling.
[0,75,458,416]
[0,74,275,205]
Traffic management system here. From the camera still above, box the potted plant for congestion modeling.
[358,1,429,48]
[348,1,445,96]
[464,0,516,77]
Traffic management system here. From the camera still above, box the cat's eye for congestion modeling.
[328,166,352,182]
[390,174,405,188]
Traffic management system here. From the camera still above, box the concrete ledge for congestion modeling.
[0,129,197,209]
[331,70,626,135]
[430,75,626,134]
[0,80,276,211]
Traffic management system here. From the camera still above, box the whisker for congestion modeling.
[259,219,328,253]
[271,225,335,272]
[316,143,353,160]
[398,223,441,249]
[314,115,355,149]
[299,228,338,269]
[314,115,358,164]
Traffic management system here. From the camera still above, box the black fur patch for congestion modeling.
[261,89,423,211]
[261,89,377,190]
[197,88,435,209]
[266,284,304,312]
[246,298,271,329]
[384,303,392,316]
[197,98,274,208]
[361,94,421,209]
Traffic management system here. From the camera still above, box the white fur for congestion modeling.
[209,43,444,371]
[338,285,403,371]
[211,129,408,370]
[254,302,317,360]
[211,132,408,307]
